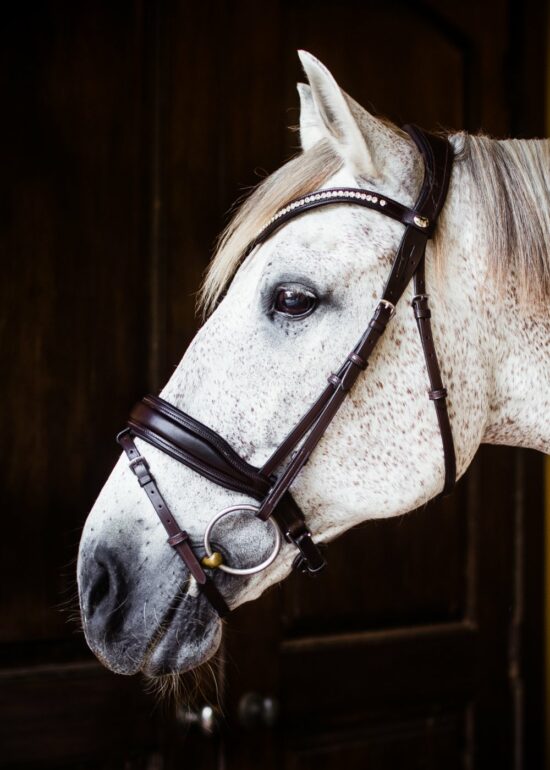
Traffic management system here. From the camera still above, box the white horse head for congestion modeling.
[77,51,550,677]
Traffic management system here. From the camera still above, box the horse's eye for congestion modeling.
[273,285,317,318]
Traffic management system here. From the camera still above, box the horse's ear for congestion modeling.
[297,83,325,150]
[298,50,399,183]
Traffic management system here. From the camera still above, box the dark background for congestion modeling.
[0,1,547,768]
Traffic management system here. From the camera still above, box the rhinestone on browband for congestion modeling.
[266,189,387,226]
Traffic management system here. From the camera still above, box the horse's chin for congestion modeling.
[142,605,222,677]
[82,589,222,677]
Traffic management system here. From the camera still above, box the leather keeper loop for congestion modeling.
[429,388,447,401]
[167,531,190,547]
[340,364,359,392]
[327,367,356,392]
[348,352,367,369]
[412,295,431,319]
[369,318,387,333]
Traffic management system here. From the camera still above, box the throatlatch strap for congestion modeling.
[412,259,456,495]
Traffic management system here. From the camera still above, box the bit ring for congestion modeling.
[203,504,281,575]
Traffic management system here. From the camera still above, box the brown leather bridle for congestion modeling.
[117,125,456,617]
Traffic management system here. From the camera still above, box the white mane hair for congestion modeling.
[454,132,550,307]
[201,129,550,315]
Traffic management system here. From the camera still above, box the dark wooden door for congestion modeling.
[0,1,545,768]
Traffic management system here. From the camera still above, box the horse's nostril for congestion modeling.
[88,564,110,616]
[83,546,129,635]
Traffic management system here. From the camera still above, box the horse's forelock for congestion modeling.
[199,139,343,316]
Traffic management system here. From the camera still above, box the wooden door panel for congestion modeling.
[0,663,155,768]
[281,492,466,634]
[284,712,465,770]
[283,1,467,133]
[0,4,159,768]
[1,1,150,645]
[1,1,544,768]
[281,623,477,719]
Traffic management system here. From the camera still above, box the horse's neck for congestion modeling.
[483,295,550,453]
[449,135,550,455]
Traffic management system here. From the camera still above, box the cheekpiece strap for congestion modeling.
[116,428,230,617]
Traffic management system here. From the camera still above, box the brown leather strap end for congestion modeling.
[412,295,431,319]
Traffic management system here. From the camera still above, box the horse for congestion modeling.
[77,51,550,677]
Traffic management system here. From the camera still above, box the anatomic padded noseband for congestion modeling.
[117,124,456,617]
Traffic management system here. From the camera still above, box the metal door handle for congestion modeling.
[237,692,279,729]
[176,704,219,736]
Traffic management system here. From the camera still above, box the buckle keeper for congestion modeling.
[167,531,189,547]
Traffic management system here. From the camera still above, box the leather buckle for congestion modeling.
[369,299,395,333]
[292,548,327,577]
[128,455,151,486]
[378,299,396,318]
[288,529,327,575]
[412,294,431,319]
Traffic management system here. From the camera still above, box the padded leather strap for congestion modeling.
[404,124,453,221]
[126,397,327,577]
[129,395,271,499]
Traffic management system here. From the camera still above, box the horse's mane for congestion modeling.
[453,132,550,308]
[200,126,550,315]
